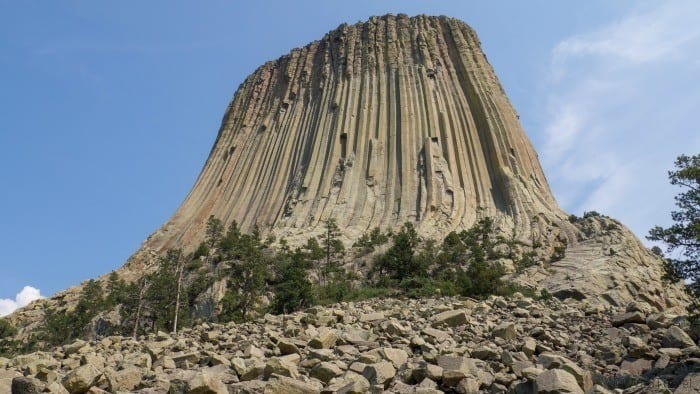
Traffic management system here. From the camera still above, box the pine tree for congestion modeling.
[272,248,314,314]
[173,252,185,334]
[319,219,345,283]
[648,154,700,298]
[143,249,184,332]
[451,218,505,297]
[376,222,421,281]
[132,277,148,339]
[220,220,241,257]
[205,215,224,250]
[303,237,325,261]
[221,231,269,322]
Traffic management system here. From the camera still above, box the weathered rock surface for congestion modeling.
[3,296,699,393]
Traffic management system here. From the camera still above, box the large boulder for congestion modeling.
[104,367,143,392]
[11,376,44,394]
[308,329,339,349]
[537,353,592,391]
[309,362,343,384]
[675,372,700,394]
[493,322,517,341]
[362,361,396,388]
[186,372,228,394]
[263,357,299,379]
[61,364,102,394]
[534,369,583,394]
[379,348,408,369]
[264,375,321,394]
[431,309,469,327]
[437,356,484,387]
[662,326,696,348]
[611,312,645,327]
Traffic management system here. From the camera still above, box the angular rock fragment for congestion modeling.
[362,361,396,388]
[61,364,101,394]
[493,322,517,341]
[431,310,469,327]
[662,326,696,348]
[534,369,583,394]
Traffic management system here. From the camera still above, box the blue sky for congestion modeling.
[1,1,699,312]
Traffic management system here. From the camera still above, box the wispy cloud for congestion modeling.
[0,286,44,317]
[540,1,700,240]
[552,2,700,66]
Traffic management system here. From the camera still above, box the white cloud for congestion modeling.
[0,286,44,317]
[538,1,700,242]
[553,2,700,66]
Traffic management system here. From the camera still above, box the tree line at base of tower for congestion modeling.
[1,215,559,355]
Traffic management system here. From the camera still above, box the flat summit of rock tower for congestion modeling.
[150,14,565,252]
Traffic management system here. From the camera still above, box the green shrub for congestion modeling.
[539,288,554,302]
[400,277,458,298]
[192,242,209,260]
[0,319,17,339]
[583,211,601,218]
[313,280,390,305]
[41,279,108,346]
[354,227,390,255]
[314,279,354,305]
[374,222,423,282]
[272,251,314,314]
[496,283,537,298]
[551,245,566,262]
[457,260,505,298]
[517,251,538,271]
[0,335,37,358]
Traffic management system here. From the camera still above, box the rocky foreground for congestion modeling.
[2,295,700,394]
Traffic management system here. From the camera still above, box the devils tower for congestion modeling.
[149,14,564,252]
